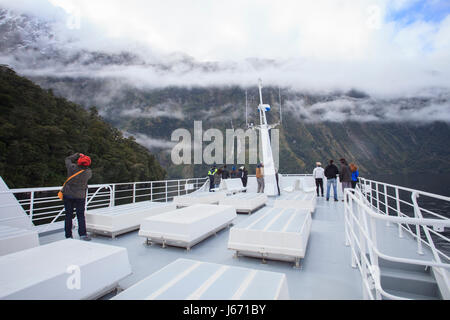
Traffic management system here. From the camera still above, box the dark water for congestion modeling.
[367,173,450,255]
[368,173,450,197]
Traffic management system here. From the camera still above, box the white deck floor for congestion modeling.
[38,196,367,300]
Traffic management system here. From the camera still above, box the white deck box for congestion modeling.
[113,258,289,300]
[86,201,177,238]
[228,207,312,267]
[0,225,39,256]
[219,193,267,214]
[173,191,226,207]
[0,239,132,300]
[139,204,237,250]
[274,192,317,213]
[221,178,247,194]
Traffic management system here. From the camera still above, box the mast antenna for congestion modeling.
[279,87,282,125]
[245,90,248,128]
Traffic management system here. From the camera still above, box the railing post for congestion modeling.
[344,193,351,247]
[29,191,35,224]
[133,183,136,203]
[375,183,380,214]
[165,181,168,202]
[384,184,390,227]
[112,184,116,207]
[150,182,153,202]
[178,180,181,196]
[395,187,403,238]
[412,192,424,255]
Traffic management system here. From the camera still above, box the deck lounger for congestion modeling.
[0,225,39,256]
[0,239,132,300]
[86,201,177,238]
[219,193,267,214]
[173,191,226,208]
[112,258,289,300]
[282,178,301,193]
[228,207,312,268]
[273,192,317,213]
[139,204,237,250]
[221,178,247,194]
[0,177,34,230]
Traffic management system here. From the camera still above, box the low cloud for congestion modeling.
[121,101,184,120]
[123,131,175,151]
[284,94,450,123]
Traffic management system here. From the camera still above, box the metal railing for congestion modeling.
[344,178,450,300]
[0,177,208,233]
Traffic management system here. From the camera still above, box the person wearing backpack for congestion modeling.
[62,153,92,240]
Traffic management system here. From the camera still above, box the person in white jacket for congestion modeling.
[312,162,325,197]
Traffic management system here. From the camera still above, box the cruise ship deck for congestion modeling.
[1,175,448,300]
[39,197,362,300]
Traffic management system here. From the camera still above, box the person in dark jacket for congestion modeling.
[339,158,352,201]
[221,165,230,179]
[239,166,248,192]
[208,165,217,192]
[275,169,281,196]
[324,160,339,201]
[63,153,92,240]
[214,168,223,190]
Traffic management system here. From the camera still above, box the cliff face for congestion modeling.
[0,66,166,188]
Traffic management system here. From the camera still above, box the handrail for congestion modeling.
[344,181,450,300]
[0,177,208,233]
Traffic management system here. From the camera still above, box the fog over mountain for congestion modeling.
[1,0,450,97]
[0,1,449,178]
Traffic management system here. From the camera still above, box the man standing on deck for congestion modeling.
[339,158,352,202]
[63,153,92,240]
[325,160,339,202]
[239,166,248,192]
[221,165,230,180]
[208,165,217,192]
[313,162,325,197]
[256,163,264,193]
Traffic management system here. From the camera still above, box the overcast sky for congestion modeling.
[1,0,450,96]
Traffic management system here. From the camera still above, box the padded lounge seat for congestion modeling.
[220,178,247,194]
[273,192,317,213]
[139,204,236,250]
[0,239,132,300]
[219,193,267,214]
[228,207,312,268]
[173,191,226,208]
[112,258,289,300]
[0,225,39,256]
[86,201,177,238]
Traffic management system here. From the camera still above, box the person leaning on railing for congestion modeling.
[63,153,92,241]
[349,163,359,189]
[339,158,352,202]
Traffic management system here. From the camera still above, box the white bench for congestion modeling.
[299,176,316,193]
[273,192,317,213]
[228,207,312,268]
[86,201,176,239]
[219,193,267,214]
[0,239,132,300]
[139,204,237,250]
[0,225,39,256]
[173,191,226,208]
[112,258,289,300]
[220,178,247,194]
[0,176,34,230]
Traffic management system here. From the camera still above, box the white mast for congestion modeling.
[245,90,248,128]
[256,78,278,197]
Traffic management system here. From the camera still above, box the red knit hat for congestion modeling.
[77,154,91,167]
